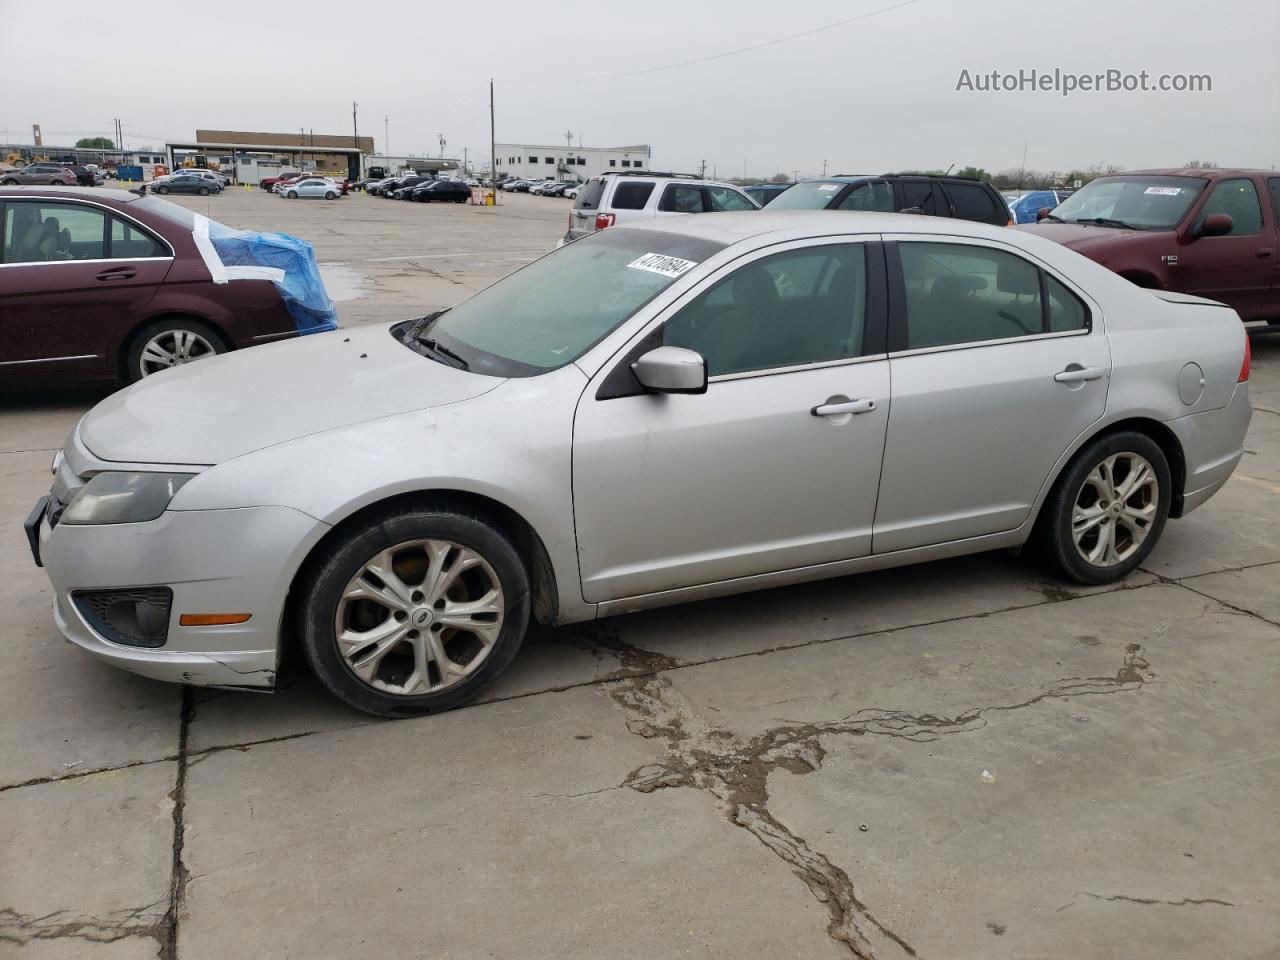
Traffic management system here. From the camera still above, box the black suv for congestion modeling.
[768,174,1012,226]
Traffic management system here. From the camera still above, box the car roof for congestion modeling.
[616,209,1032,249]
[0,186,141,204]
[1103,168,1272,180]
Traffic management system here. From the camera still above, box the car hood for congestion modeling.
[80,324,501,465]
[1018,222,1171,253]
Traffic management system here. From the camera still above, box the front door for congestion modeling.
[1176,177,1276,320]
[874,236,1110,553]
[573,239,890,603]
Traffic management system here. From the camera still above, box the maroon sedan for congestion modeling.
[1023,168,1280,324]
[0,187,309,387]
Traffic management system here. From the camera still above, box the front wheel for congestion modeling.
[155,185,169,194]
[1036,431,1171,584]
[299,506,531,717]
[325,191,336,199]
[287,190,298,199]
[199,186,210,195]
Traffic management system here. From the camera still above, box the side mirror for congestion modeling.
[1036,207,1052,222]
[631,346,707,395]
[1195,213,1233,239]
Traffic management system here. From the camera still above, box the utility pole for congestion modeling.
[438,133,446,159]
[352,101,360,178]
[463,147,468,177]
[1018,140,1029,191]
[489,78,497,199]
[699,159,706,178]
[822,158,828,176]
[384,116,389,157]
[792,169,799,183]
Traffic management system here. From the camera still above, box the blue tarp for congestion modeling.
[207,222,338,334]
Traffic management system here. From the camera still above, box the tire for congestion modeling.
[299,505,531,717]
[124,318,227,383]
[155,185,169,194]
[199,186,210,195]
[0,178,17,185]
[1035,430,1171,585]
[325,191,336,199]
[287,190,298,199]
[49,180,65,186]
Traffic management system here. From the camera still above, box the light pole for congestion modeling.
[384,116,389,158]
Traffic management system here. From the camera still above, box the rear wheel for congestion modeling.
[155,185,169,194]
[199,186,210,195]
[325,190,337,199]
[1036,430,1171,584]
[299,506,531,717]
[287,190,298,199]
[125,318,227,382]
[49,179,65,186]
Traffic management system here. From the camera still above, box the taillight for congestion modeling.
[595,213,615,229]
[1239,334,1251,382]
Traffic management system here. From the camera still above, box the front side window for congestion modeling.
[899,242,1084,349]
[2,202,107,263]
[664,244,869,376]
[837,181,894,212]
[660,185,705,213]
[706,186,756,211]
[403,228,725,377]
[1196,178,1263,236]
[611,181,654,210]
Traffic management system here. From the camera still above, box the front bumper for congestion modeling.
[37,502,327,689]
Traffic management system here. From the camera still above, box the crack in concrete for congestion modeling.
[159,687,194,960]
[603,643,1154,959]
[1140,566,1280,630]
[1056,892,1236,910]
[0,901,169,946]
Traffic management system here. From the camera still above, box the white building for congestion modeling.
[496,143,652,183]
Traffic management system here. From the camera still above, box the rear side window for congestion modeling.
[1,201,107,263]
[659,185,705,213]
[612,181,655,210]
[895,180,946,216]
[574,179,606,210]
[110,217,166,258]
[706,186,755,211]
[945,182,1006,225]
[899,242,1086,349]
[1269,178,1280,223]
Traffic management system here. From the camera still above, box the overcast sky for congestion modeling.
[2,0,1276,178]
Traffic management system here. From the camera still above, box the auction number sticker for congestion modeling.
[628,253,699,279]
[1144,186,1183,196]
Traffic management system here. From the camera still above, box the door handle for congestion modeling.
[812,398,877,417]
[1053,366,1106,384]
[1258,248,1274,259]
[96,268,136,281]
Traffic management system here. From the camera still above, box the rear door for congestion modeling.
[941,180,1011,226]
[1176,176,1275,319]
[874,235,1108,552]
[0,200,170,378]
[570,177,607,235]
[892,178,948,216]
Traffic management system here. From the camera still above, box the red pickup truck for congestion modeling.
[1022,168,1280,324]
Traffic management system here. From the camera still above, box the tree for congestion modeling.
[1184,160,1217,169]
[768,172,790,184]
[75,137,115,149]
[952,166,991,182]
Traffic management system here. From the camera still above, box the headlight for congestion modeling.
[61,472,195,526]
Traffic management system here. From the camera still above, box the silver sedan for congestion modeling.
[27,212,1252,716]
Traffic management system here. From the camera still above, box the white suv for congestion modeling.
[564,172,758,243]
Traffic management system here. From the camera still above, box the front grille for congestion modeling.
[73,588,173,648]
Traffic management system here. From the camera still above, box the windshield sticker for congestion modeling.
[1144,186,1183,196]
[627,253,699,279]
[817,184,841,191]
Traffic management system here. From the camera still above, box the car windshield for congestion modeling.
[765,181,843,210]
[1050,176,1206,230]
[394,228,726,378]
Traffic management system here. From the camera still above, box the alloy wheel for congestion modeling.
[138,329,216,375]
[1071,452,1159,567]
[335,539,504,696]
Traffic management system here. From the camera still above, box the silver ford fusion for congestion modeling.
[26,212,1252,717]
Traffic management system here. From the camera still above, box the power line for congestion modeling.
[499,0,919,84]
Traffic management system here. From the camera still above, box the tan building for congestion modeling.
[168,130,374,182]
[196,129,374,154]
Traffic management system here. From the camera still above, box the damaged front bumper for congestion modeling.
[39,502,326,690]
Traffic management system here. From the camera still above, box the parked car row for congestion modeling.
[363,175,474,203]
[499,178,582,198]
